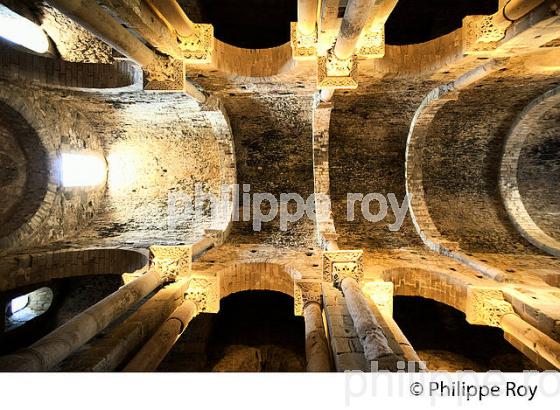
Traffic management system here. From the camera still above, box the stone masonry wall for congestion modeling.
[423,70,560,253]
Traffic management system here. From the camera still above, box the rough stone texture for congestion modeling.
[223,94,316,248]
[39,3,114,64]
[0,101,48,240]
[322,282,368,372]
[423,67,560,254]
[0,81,230,250]
[330,81,435,250]
[517,103,560,241]
[0,40,140,89]
[0,80,104,249]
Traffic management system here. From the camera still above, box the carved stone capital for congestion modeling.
[149,245,192,282]
[185,272,220,313]
[179,23,213,64]
[362,281,394,316]
[291,22,317,60]
[465,286,514,327]
[322,250,364,289]
[144,57,184,90]
[317,51,358,90]
[462,14,510,53]
[294,280,323,316]
[357,26,385,58]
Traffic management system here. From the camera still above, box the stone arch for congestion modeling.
[0,100,54,249]
[0,43,142,91]
[381,267,471,314]
[499,86,560,257]
[0,248,148,292]
[211,40,294,78]
[404,60,506,281]
[218,261,301,300]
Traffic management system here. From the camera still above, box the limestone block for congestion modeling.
[362,281,394,316]
[465,286,514,327]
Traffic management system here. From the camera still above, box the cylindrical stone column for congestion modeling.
[148,0,196,37]
[500,313,560,370]
[340,277,401,370]
[303,302,332,372]
[503,0,545,21]
[320,88,335,103]
[0,270,164,371]
[105,0,183,58]
[333,0,376,60]
[298,0,319,35]
[124,299,198,371]
[46,0,158,66]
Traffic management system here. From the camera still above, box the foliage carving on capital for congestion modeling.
[291,22,317,60]
[317,51,358,89]
[357,26,385,58]
[180,23,213,64]
[149,245,192,281]
[322,250,364,289]
[185,272,220,313]
[465,287,514,327]
[462,14,510,53]
[294,280,323,316]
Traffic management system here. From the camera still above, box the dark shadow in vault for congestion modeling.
[158,290,306,371]
[181,0,297,49]
[385,0,498,45]
[393,296,539,371]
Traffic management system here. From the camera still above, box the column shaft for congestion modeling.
[105,0,183,58]
[368,0,398,27]
[298,0,319,35]
[503,0,545,21]
[60,280,188,371]
[147,0,196,37]
[0,270,163,371]
[334,0,376,60]
[340,277,400,370]
[303,302,332,372]
[501,313,560,370]
[320,0,340,32]
[46,0,158,66]
[124,299,198,371]
[320,88,335,103]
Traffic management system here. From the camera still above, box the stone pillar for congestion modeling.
[501,313,560,370]
[356,0,398,57]
[465,286,560,370]
[295,281,332,372]
[0,269,165,371]
[104,0,183,58]
[147,0,196,37]
[146,0,214,64]
[124,299,198,371]
[340,278,401,370]
[298,0,319,36]
[503,0,545,21]
[323,250,401,370]
[333,0,376,61]
[123,270,220,371]
[61,279,189,371]
[45,0,158,67]
[318,0,380,101]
